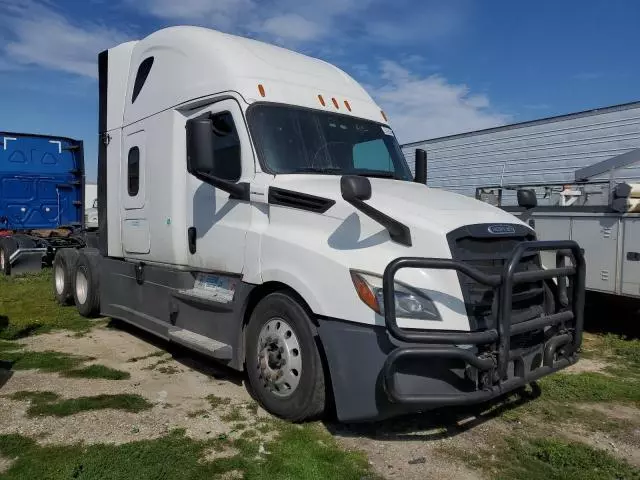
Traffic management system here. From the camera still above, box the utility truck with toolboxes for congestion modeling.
[51,26,585,422]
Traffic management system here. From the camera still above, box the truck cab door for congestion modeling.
[185,99,254,274]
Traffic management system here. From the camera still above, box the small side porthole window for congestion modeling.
[128,147,140,196]
[132,57,154,103]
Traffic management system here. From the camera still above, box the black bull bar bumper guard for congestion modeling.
[381,240,586,406]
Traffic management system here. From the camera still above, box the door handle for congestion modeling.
[627,252,640,261]
[188,227,197,254]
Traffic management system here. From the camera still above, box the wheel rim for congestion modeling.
[76,269,88,305]
[55,264,65,294]
[256,317,302,398]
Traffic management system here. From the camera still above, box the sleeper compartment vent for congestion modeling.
[268,187,335,213]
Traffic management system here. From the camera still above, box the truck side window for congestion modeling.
[132,57,154,103]
[127,147,140,196]
[210,112,241,182]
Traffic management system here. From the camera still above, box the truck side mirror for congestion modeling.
[517,189,537,209]
[414,148,427,184]
[341,175,372,201]
[186,117,215,175]
[185,116,248,200]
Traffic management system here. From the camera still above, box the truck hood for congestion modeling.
[269,174,526,234]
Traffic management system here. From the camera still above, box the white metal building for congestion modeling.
[85,183,97,207]
[401,101,640,200]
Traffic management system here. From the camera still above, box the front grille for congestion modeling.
[448,226,545,330]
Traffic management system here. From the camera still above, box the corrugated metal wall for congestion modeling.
[401,102,640,200]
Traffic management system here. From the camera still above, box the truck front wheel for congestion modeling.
[245,291,326,421]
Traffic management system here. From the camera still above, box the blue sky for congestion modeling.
[1,0,638,180]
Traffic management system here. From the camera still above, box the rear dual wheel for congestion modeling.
[53,249,79,305]
[73,251,101,317]
[52,248,100,318]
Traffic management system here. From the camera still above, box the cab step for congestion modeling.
[168,327,232,360]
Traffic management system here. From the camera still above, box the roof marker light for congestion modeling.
[258,84,266,97]
[344,100,352,112]
[381,110,388,122]
[332,97,339,109]
[318,94,326,106]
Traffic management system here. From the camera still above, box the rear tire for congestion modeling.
[73,250,101,317]
[0,238,17,276]
[53,249,80,305]
[245,291,326,421]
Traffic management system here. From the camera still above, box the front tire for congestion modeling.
[245,291,326,421]
[73,251,100,317]
[53,249,79,305]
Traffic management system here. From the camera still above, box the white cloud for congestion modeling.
[371,60,509,143]
[129,0,255,31]
[257,14,325,42]
[135,0,454,47]
[1,0,131,78]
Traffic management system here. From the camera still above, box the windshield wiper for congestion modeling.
[358,170,396,179]
[293,167,398,179]
[294,167,343,174]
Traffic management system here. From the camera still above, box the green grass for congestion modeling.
[0,340,20,353]
[62,364,131,380]
[1,348,128,379]
[501,437,638,480]
[538,371,640,406]
[442,436,639,480]
[220,406,246,423]
[501,334,640,436]
[581,333,640,372]
[206,394,232,410]
[7,391,153,417]
[3,350,90,372]
[8,391,60,403]
[0,271,95,339]
[0,425,376,480]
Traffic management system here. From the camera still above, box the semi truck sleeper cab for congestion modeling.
[51,26,585,422]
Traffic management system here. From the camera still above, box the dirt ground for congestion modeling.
[1,323,638,479]
[0,325,255,445]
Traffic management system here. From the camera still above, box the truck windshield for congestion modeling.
[248,104,412,180]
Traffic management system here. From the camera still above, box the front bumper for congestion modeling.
[317,240,585,422]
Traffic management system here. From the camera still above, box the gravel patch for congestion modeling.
[578,402,640,422]
[1,328,257,445]
[562,425,640,467]
[331,414,493,480]
[566,357,610,374]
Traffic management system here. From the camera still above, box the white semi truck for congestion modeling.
[52,26,585,422]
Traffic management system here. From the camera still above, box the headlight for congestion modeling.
[350,270,441,320]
